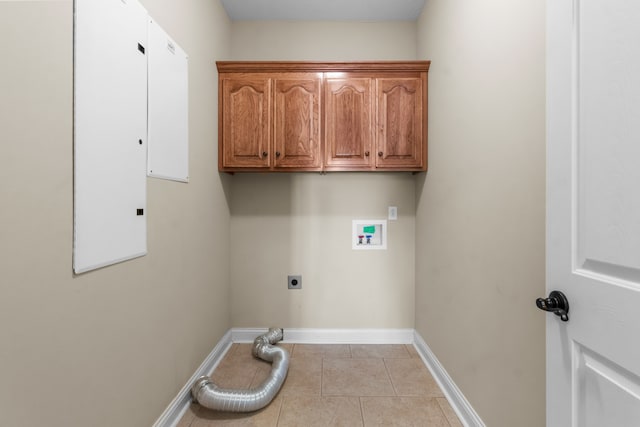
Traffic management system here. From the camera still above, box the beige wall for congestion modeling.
[230,21,417,61]
[228,21,418,328]
[230,173,416,328]
[0,2,547,424]
[415,1,546,426]
[0,1,231,426]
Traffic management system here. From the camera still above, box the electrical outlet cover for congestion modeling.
[388,206,398,220]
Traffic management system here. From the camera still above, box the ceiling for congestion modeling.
[220,0,426,21]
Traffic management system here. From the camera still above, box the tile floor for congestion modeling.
[178,343,463,426]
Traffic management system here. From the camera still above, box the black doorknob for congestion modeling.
[536,290,569,322]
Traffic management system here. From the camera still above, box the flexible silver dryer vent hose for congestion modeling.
[190,328,289,413]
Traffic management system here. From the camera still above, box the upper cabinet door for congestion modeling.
[324,75,374,170]
[220,76,271,169]
[375,77,425,169]
[273,74,322,170]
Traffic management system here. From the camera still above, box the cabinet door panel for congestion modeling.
[273,75,322,169]
[325,77,373,169]
[376,77,424,169]
[221,77,271,168]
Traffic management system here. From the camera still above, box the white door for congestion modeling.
[547,0,640,426]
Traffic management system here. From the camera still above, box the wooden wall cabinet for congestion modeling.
[217,61,430,172]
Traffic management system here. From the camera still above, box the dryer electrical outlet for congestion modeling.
[288,275,302,289]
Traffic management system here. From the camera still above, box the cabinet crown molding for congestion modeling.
[216,61,431,74]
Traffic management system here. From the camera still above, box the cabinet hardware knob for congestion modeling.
[378,151,383,157]
[365,151,370,157]
[276,151,281,157]
[262,151,268,158]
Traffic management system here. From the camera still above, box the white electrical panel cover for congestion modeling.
[147,19,189,182]
[74,0,148,273]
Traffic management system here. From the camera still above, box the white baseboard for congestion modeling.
[413,331,485,427]
[154,328,482,427]
[152,329,233,427]
[230,327,270,343]
[231,327,415,344]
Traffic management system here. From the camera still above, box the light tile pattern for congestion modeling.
[179,344,462,426]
